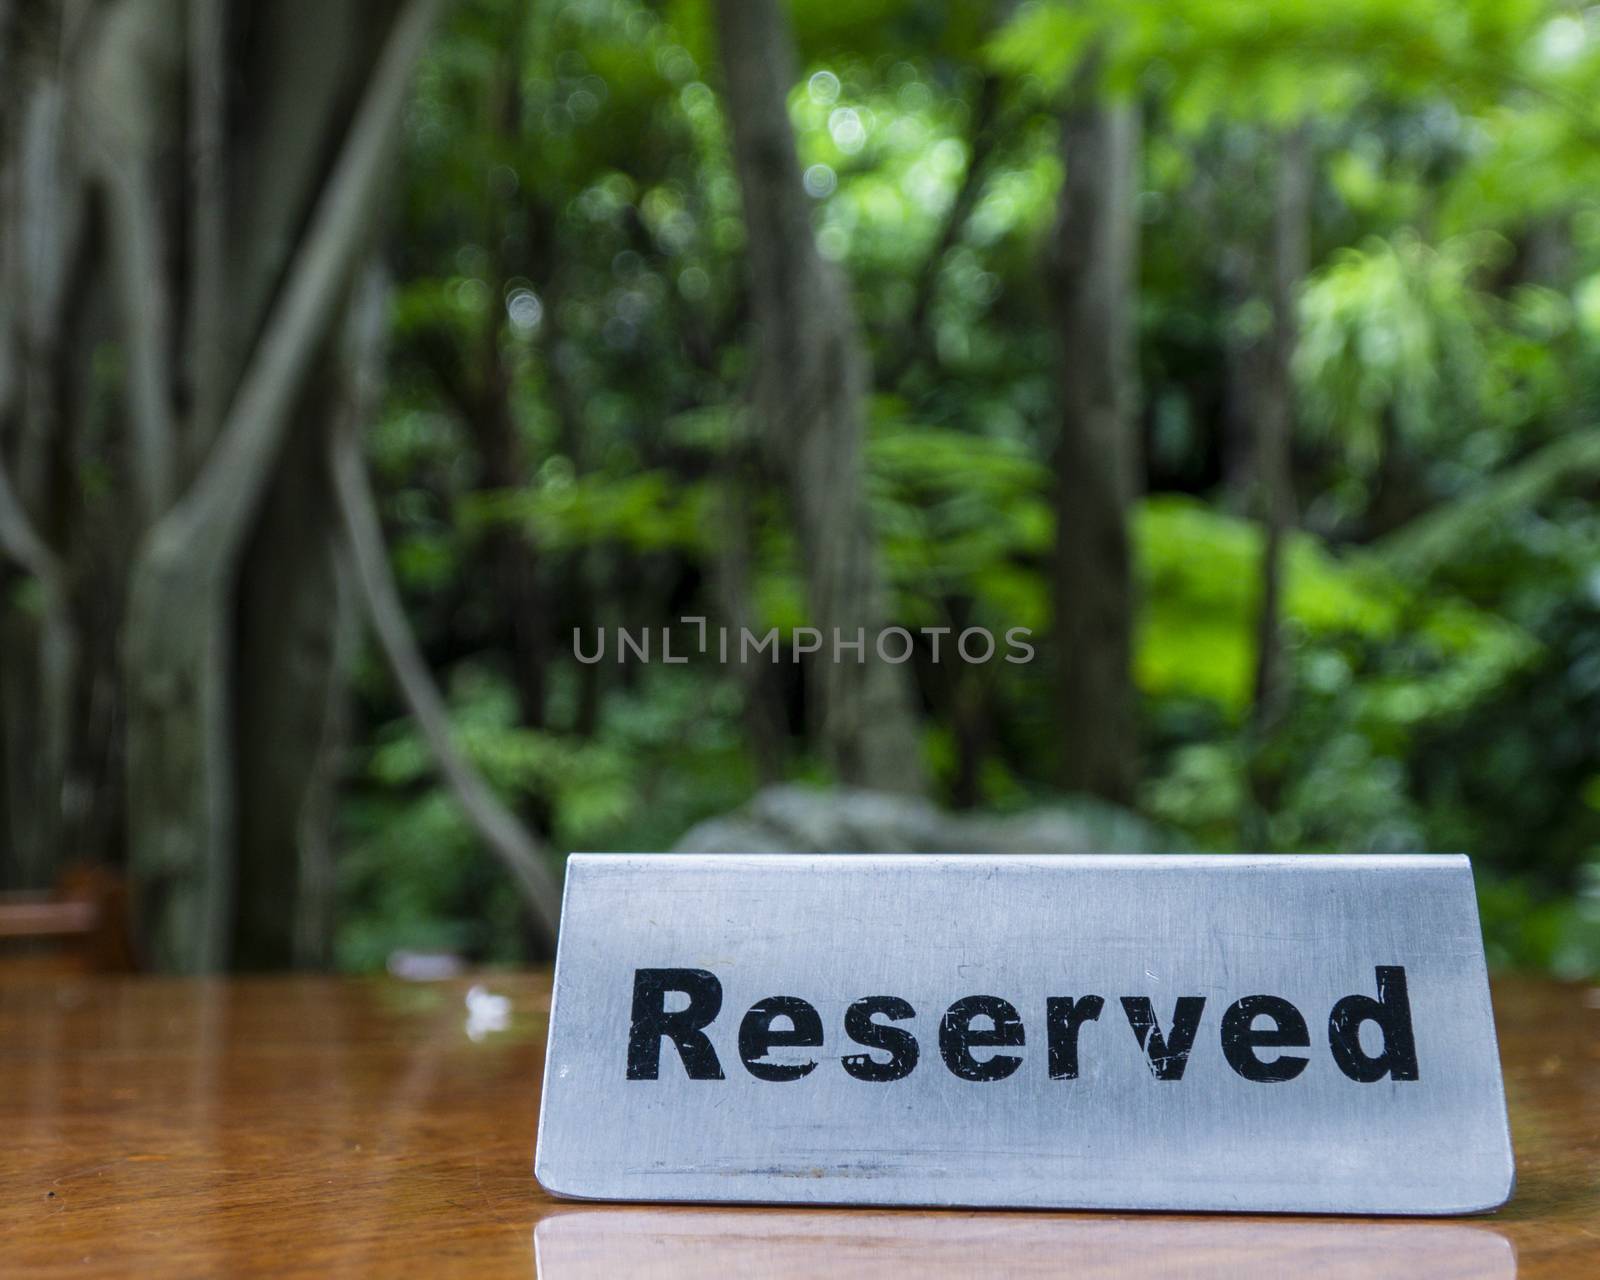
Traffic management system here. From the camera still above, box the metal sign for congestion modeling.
[534,854,1514,1214]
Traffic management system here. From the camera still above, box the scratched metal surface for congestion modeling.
[534,853,1514,1214]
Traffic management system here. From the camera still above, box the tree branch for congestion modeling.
[0,445,79,845]
[148,0,441,578]
[330,276,563,951]
[185,0,228,465]
[78,0,182,520]
[881,73,1005,388]
[0,450,63,592]
[1378,429,1600,577]
[0,4,13,431]
[104,162,179,519]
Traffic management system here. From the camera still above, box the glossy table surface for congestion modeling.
[1,972,1594,1278]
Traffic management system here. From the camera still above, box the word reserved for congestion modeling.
[626,966,1418,1085]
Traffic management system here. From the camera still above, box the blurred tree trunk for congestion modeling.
[0,6,91,888]
[406,23,550,737]
[476,23,548,733]
[713,0,925,795]
[0,0,437,969]
[233,361,352,970]
[477,382,549,730]
[1247,125,1310,745]
[1051,67,1141,805]
[230,4,415,970]
[713,449,789,785]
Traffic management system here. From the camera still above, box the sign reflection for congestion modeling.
[534,1210,1515,1279]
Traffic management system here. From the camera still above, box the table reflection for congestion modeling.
[534,1209,1515,1279]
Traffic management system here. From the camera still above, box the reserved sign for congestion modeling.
[535,854,1513,1214]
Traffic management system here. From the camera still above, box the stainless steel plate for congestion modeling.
[534,853,1514,1214]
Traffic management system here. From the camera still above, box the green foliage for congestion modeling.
[991,0,1552,123]
[870,411,1052,631]
[340,662,757,971]
[1479,870,1600,977]
[463,469,718,554]
[1295,234,1508,472]
[1138,497,1413,712]
[334,0,1600,978]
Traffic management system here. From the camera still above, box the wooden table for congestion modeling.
[1,973,1594,1277]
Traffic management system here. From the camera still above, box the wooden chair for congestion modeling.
[0,863,137,975]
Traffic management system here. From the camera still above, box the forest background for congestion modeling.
[2,0,1598,976]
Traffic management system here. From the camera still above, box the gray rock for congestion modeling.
[671,784,1174,855]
